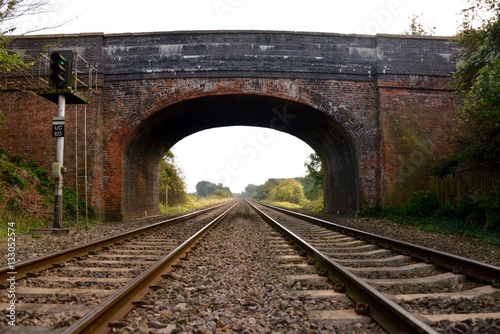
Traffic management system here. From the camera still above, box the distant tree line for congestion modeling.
[195,180,233,198]
[241,153,324,206]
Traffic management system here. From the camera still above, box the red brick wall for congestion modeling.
[378,76,461,204]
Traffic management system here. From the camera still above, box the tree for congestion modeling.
[0,1,28,73]
[254,178,281,200]
[1,0,70,35]
[459,0,499,32]
[402,13,436,36]
[303,153,323,200]
[243,184,260,198]
[273,179,306,204]
[196,181,217,197]
[453,0,500,170]
[159,151,187,206]
[0,0,71,73]
[195,180,232,198]
[210,188,233,198]
[250,178,306,204]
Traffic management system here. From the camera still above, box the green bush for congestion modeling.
[63,187,96,221]
[3,166,27,189]
[361,203,383,217]
[210,189,233,198]
[479,190,500,229]
[438,196,485,224]
[431,154,464,178]
[401,191,439,217]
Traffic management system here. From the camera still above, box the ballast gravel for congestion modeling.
[113,207,386,333]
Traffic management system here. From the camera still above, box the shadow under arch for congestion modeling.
[123,94,359,219]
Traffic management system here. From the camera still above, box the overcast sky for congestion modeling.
[18,0,467,36]
[15,0,470,193]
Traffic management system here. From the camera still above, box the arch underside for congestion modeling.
[124,94,358,219]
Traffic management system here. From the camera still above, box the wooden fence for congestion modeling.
[427,170,500,204]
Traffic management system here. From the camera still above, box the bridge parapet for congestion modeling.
[5,31,457,86]
[101,31,457,82]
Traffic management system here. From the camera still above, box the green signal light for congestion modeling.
[48,50,74,89]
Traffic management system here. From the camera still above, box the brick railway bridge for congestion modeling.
[0,31,461,221]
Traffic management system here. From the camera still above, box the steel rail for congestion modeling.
[248,200,437,334]
[0,201,235,282]
[256,201,500,284]
[61,201,239,334]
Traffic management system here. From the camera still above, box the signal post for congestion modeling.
[37,50,92,229]
[53,94,66,228]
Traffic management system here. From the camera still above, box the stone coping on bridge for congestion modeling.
[11,30,458,83]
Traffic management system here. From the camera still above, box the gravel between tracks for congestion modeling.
[113,204,385,333]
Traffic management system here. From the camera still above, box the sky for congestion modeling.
[13,0,471,193]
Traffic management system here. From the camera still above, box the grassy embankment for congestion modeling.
[0,150,100,238]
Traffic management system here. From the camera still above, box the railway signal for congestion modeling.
[36,50,95,228]
[49,51,74,89]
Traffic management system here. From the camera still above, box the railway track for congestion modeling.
[0,201,237,333]
[2,200,499,333]
[108,200,387,333]
[251,201,500,334]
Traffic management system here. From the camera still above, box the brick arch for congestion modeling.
[107,86,376,221]
[140,79,377,156]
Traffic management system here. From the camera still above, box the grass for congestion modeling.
[159,195,234,215]
[0,213,102,239]
[0,151,236,240]
[260,200,303,210]
[1,214,49,237]
[260,195,324,212]
[0,150,100,238]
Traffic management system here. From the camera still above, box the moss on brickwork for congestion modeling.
[387,113,437,206]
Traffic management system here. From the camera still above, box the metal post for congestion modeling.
[53,94,66,228]
[75,105,79,224]
[84,105,88,224]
